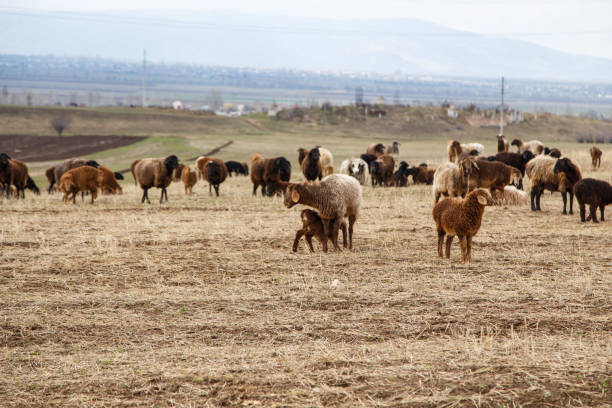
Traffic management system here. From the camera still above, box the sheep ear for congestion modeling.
[291,189,300,203]
[477,195,488,205]
[472,160,479,170]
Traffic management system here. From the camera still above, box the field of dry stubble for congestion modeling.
[1,147,611,407]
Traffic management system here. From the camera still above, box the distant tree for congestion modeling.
[355,87,364,105]
[50,114,72,137]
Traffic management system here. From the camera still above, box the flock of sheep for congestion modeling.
[0,137,609,262]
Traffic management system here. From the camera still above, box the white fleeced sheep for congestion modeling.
[432,162,467,203]
[339,158,370,185]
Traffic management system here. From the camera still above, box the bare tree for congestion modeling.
[50,114,72,137]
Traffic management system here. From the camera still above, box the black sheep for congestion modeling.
[573,178,612,223]
[225,160,248,176]
[489,150,534,189]
[392,161,410,187]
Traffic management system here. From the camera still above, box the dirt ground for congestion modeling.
[0,135,146,162]
[0,150,610,407]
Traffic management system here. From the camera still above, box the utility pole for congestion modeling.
[499,76,504,136]
[142,49,147,107]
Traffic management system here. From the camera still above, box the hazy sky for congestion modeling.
[3,0,612,60]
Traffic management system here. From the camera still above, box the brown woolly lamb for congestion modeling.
[590,146,602,168]
[131,155,179,204]
[459,157,522,195]
[98,165,123,195]
[526,156,582,214]
[511,138,544,155]
[181,165,198,195]
[200,158,228,196]
[432,188,493,263]
[371,154,395,187]
[497,135,509,152]
[58,166,104,204]
[292,209,347,253]
[281,174,361,251]
[573,178,612,223]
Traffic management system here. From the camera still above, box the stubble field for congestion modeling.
[1,142,611,407]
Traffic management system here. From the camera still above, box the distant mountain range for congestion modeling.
[2,10,612,83]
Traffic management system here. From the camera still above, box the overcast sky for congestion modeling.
[3,0,612,60]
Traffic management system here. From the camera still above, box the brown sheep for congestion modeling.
[370,154,395,187]
[0,154,33,199]
[409,165,436,185]
[199,157,228,196]
[181,165,198,195]
[250,153,266,196]
[45,166,56,193]
[433,188,493,263]
[53,158,100,189]
[301,147,322,181]
[98,166,123,195]
[497,135,509,152]
[58,166,104,204]
[590,146,602,168]
[263,156,291,196]
[573,178,612,223]
[459,157,522,195]
[292,209,347,253]
[131,155,179,204]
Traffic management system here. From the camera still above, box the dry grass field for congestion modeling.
[1,133,611,407]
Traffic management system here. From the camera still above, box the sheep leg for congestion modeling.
[292,229,305,252]
[600,205,605,221]
[568,191,574,215]
[589,204,598,223]
[90,188,97,204]
[517,178,523,190]
[48,182,55,194]
[160,187,167,204]
[434,191,441,203]
[252,183,258,196]
[141,188,151,204]
[72,191,76,204]
[458,235,468,263]
[214,184,219,197]
[341,221,348,249]
[348,215,356,249]
[445,235,453,259]
[579,203,586,222]
[561,192,568,214]
[329,218,342,251]
[530,187,538,211]
[437,230,445,258]
[306,235,315,252]
[466,235,473,262]
[321,218,333,252]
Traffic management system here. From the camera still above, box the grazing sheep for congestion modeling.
[281,174,361,250]
[432,188,493,263]
[459,157,522,195]
[45,166,57,193]
[131,155,179,204]
[58,166,104,204]
[544,147,562,158]
[573,178,612,223]
[173,163,185,182]
[250,153,267,196]
[511,139,544,155]
[407,164,436,185]
[181,165,198,195]
[488,150,534,189]
[491,186,529,206]
[263,156,291,196]
[98,166,123,195]
[53,158,100,190]
[0,154,32,199]
[447,140,485,163]
[197,157,228,196]
[301,147,322,181]
[25,176,40,195]
[370,154,395,187]
[225,160,249,176]
[526,155,582,214]
[432,163,468,203]
[392,161,410,187]
[339,158,370,185]
[292,209,347,253]
[497,134,509,152]
[590,146,602,168]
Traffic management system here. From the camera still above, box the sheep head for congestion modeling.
[510,168,522,186]
[511,138,522,147]
[308,148,320,162]
[85,160,100,168]
[521,150,535,163]
[471,188,493,206]
[282,184,300,208]
[459,158,479,176]
[164,155,179,174]
[374,143,385,153]
[114,172,125,180]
